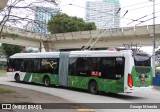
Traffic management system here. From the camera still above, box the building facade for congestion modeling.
[85,0,120,29]
[34,7,59,34]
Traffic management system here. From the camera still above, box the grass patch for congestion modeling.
[0,69,6,75]
[0,86,14,93]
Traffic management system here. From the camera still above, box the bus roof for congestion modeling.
[9,50,133,59]
[69,50,132,57]
[10,52,60,59]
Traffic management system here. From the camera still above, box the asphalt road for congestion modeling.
[1,76,160,112]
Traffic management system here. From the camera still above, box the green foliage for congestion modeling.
[47,13,96,34]
[1,43,23,59]
[0,70,6,75]
[0,86,14,93]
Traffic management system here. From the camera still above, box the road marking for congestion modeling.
[72,105,97,112]
[77,109,97,112]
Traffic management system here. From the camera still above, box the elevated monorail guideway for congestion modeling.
[1,24,160,51]
[51,24,160,49]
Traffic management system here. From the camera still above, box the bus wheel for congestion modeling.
[43,76,50,87]
[15,74,20,82]
[89,81,98,95]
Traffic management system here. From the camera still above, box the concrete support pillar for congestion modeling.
[39,41,53,52]
[39,41,46,52]
[42,41,49,52]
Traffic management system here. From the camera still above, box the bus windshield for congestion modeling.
[133,53,151,66]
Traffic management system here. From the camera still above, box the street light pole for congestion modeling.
[152,0,156,77]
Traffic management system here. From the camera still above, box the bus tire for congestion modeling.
[89,81,98,95]
[15,74,20,82]
[43,76,50,87]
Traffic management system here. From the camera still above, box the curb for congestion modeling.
[152,86,160,90]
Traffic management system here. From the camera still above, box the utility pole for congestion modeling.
[150,0,156,77]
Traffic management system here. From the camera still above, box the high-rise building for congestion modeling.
[85,0,120,29]
[34,7,59,34]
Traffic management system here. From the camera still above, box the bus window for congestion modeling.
[76,57,90,76]
[20,59,25,72]
[26,59,34,72]
[69,57,91,76]
[90,57,100,71]
[12,59,22,71]
[133,53,151,66]
[7,59,14,72]
[69,57,78,76]
[69,57,100,76]
[89,57,100,76]
[101,58,115,78]
[34,59,41,72]
[101,57,125,80]
[116,57,125,78]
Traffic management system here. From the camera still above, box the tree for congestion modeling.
[0,0,58,38]
[1,43,23,59]
[47,13,96,34]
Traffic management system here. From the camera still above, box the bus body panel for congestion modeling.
[67,75,124,93]
[131,66,152,87]
[68,51,125,93]
[123,53,134,93]
[22,72,58,85]
[7,72,59,85]
[124,52,152,93]
[7,71,15,81]
[98,77,124,93]
[19,72,27,81]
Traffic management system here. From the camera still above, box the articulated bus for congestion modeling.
[7,50,152,94]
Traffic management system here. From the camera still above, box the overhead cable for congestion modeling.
[88,10,128,50]
[81,7,121,50]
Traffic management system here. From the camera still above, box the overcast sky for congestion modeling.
[59,0,160,27]
[2,0,159,27]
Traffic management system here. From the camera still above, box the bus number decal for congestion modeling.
[116,57,123,61]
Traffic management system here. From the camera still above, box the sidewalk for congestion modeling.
[0,84,83,112]
[153,86,160,90]
[0,75,96,112]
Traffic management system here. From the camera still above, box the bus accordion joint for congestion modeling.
[128,74,133,88]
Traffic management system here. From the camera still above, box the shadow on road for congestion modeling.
[10,81,145,100]
[101,92,145,100]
